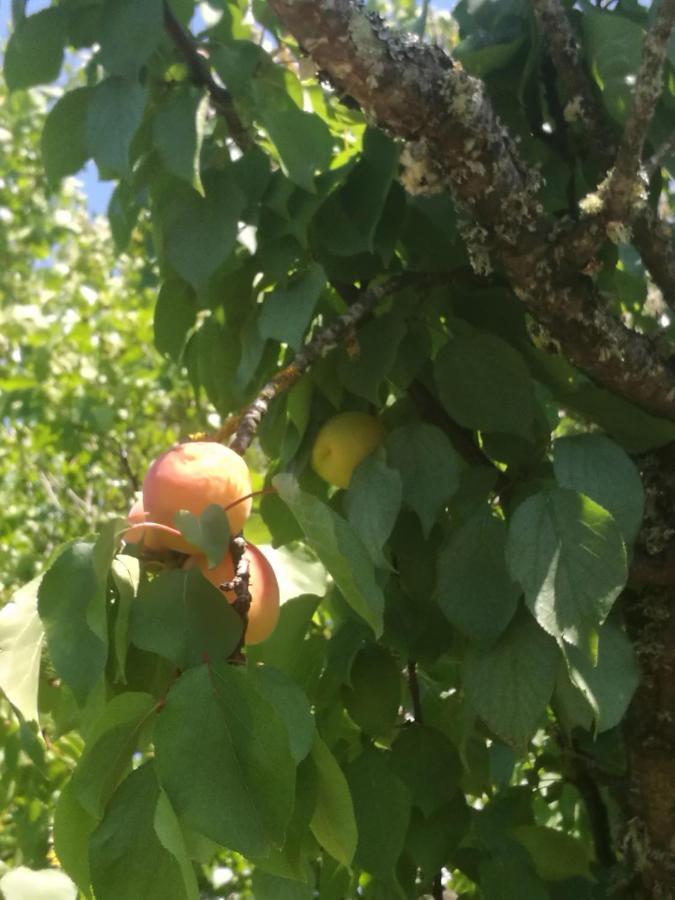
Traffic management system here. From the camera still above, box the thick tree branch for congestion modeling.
[162,1,253,151]
[267,0,675,421]
[228,535,251,663]
[228,274,408,454]
[606,0,675,221]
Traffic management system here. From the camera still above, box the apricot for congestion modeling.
[142,442,252,554]
[190,543,280,644]
[124,496,163,550]
[311,411,385,489]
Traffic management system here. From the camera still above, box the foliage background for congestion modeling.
[2,0,674,898]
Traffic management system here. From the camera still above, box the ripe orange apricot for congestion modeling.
[142,442,253,554]
[191,543,280,645]
[124,496,163,550]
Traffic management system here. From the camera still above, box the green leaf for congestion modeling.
[4,8,66,91]
[434,333,536,438]
[553,433,645,545]
[154,278,197,364]
[155,663,296,857]
[53,780,97,895]
[346,748,412,881]
[85,76,146,177]
[344,455,402,570]
[251,871,314,900]
[463,611,559,747]
[511,824,592,881]
[89,763,198,900]
[390,725,461,817]
[111,555,139,684]
[174,503,231,567]
[164,182,245,290]
[559,620,639,733]
[249,665,315,762]
[99,0,164,77]
[582,10,643,124]
[506,488,628,648]
[130,568,243,669]
[337,312,407,403]
[38,524,119,705]
[247,593,320,672]
[260,105,333,192]
[258,263,325,351]
[153,87,209,194]
[41,88,91,184]
[310,736,357,867]
[312,129,399,256]
[343,643,401,740]
[405,799,470,882]
[386,423,462,536]
[435,512,520,645]
[71,692,156,818]
[479,851,549,900]
[273,474,384,636]
[0,575,44,722]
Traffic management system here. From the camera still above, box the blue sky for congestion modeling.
[1,0,458,216]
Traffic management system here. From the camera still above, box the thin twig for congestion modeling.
[228,536,251,664]
[606,0,675,221]
[162,1,253,151]
[228,274,408,454]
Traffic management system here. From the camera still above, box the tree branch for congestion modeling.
[228,535,251,664]
[267,0,675,421]
[531,0,609,161]
[605,0,675,221]
[228,274,408,454]
[162,1,253,151]
[533,0,675,314]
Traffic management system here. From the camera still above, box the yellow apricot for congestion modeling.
[311,411,385,489]
[142,442,252,554]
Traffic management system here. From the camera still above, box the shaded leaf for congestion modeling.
[249,665,315,763]
[41,88,91,184]
[5,9,66,91]
[260,105,333,191]
[436,512,520,645]
[435,333,536,438]
[130,568,243,669]
[386,423,462,536]
[89,763,198,900]
[71,692,156,818]
[99,0,163,77]
[463,611,558,747]
[511,824,592,881]
[506,488,627,649]
[343,643,401,740]
[153,87,209,194]
[154,663,296,857]
[53,780,97,895]
[274,474,384,636]
[390,724,461,817]
[258,263,325,351]
[553,433,644,544]
[85,76,146,177]
[310,736,357,867]
[346,748,411,881]
[344,455,401,570]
